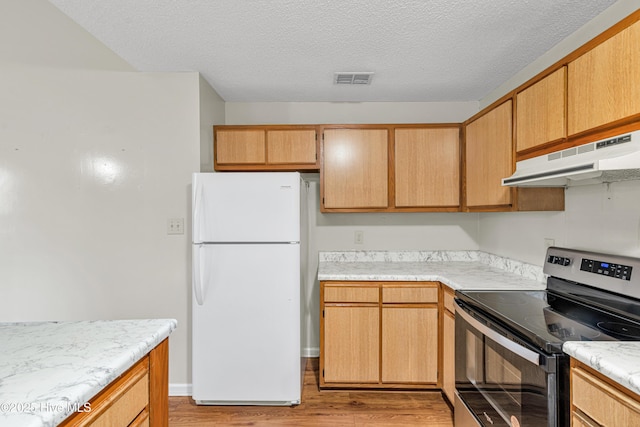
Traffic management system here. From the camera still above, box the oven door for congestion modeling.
[455,300,568,427]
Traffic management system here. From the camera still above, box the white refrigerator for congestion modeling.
[191,172,306,406]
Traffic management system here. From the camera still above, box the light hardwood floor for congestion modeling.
[169,358,454,426]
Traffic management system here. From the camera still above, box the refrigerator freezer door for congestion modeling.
[193,172,300,244]
[192,243,301,405]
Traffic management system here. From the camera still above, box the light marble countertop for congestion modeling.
[0,319,177,427]
[318,250,547,290]
[563,341,640,396]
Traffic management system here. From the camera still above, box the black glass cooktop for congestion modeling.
[456,280,640,354]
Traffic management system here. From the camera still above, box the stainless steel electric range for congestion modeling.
[454,247,640,427]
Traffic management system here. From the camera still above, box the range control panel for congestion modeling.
[548,255,571,266]
[580,258,632,281]
[544,247,640,300]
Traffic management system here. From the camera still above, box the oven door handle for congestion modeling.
[456,303,541,366]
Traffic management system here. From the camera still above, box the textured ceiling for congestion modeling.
[47,0,617,102]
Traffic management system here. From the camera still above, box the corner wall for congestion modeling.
[478,1,640,265]
[0,0,227,391]
[226,101,482,356]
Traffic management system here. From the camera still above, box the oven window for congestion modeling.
[457,312,552,427]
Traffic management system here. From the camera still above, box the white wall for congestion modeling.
[480,183,640,265]
[0,0,226,392]
[0,65,202,388]
[0,0,132,70]
[480,0,640,109]
[199,75,226,172]
[227,103,482,355]
[226,101,477,124]
[302,178,479,354]
[478,1,640,265]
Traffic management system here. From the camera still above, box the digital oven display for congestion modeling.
[580,258,632,281]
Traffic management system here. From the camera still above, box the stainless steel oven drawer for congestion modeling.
[455,392,481,427]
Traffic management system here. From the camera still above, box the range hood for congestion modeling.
[502,130,640,187]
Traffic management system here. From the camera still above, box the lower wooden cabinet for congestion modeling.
[571,359,640,426]
[441,286,456,403]
[323,305,380,383]
[382,306,438,383]
[60,339,169,427]
[320,281,440,389]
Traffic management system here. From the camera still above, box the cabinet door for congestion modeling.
[516,68,566,153]
[568,21,640,135]
[442,309,455,402]
[395,128,460,207]
[572,363,640,426]
[322,128,388,209]
[215,129,265,164]
[381,306,438,384]
[323,306,379,383]
[266,130,317,165]
[572,411,599,427]
[465,100,513,208]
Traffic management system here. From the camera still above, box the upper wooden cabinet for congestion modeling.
[516,67,567,153]
[394,127,460,209]
[214,126,319,171]
[216,129,265,165]
[568,19,640,136]
[321,128,389,210]
[320,125,462,212]
[465,100,513,209]
[266,129,317,164]
[464,101,564,212]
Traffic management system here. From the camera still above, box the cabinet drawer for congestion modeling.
[61,357,149,427]
[382,286,438,303]
[324,286,379,303]
[443,288,456,313]
[572,366,640,426]
[92,369,148,427]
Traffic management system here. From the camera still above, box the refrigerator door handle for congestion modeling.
[193,244,205,305]
[193,174,203,243]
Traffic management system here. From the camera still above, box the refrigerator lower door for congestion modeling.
[192,243,301,405]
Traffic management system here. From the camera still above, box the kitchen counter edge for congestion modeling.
[0,318,177,427]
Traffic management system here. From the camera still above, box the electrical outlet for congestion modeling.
[167,218,184,235]
[544,238,555,248]
[354,230,364,245]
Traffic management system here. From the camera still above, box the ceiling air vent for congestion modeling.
[334,72,374,85]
